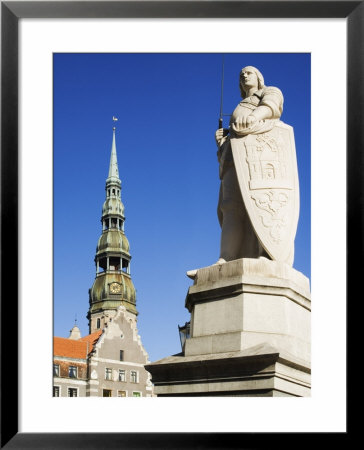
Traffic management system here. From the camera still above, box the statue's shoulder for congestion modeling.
[261,85,283,99]
[257,86,284,118]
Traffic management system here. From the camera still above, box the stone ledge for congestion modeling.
[186,281,310,312]
[191,258,310,292]
[146,343,310,397]
[148,342,310,372]
[185,258,311,313]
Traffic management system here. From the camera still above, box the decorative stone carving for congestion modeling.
[215,66,299,265]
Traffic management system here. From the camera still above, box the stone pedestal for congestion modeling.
[147,258,311,397]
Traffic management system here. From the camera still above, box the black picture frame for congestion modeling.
[1,1,356,448]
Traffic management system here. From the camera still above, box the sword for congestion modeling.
[218,55,229,136]
[219,54,225,130]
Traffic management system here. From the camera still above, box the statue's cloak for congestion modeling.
[230,121,300,262]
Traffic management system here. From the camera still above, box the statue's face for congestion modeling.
[240,68,259,90]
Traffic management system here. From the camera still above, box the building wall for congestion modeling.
[53,357,88,397]
[54,357,88,380]
[53,377,87,397]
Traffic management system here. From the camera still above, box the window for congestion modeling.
[120,350,124,361]
[130,371,138,383]
[117,390,127,397]
[118,369,126,382]
[53,364,60,376]
[68,388,77,397]
[103,389,112,397]
[97,318,101,329]
[68,366,77,378]
[105,368,112,380]
[132,392,141,397]
[53,386,60,397]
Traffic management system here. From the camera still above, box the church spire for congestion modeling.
[87,124,137,334]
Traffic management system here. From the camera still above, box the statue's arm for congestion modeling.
[257,86,284,119]
[246,86,283,127]
[248,105,273,122]
[215,128,228,162]
[215,128,225,147]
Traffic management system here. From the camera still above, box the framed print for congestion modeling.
[1,1,358,448]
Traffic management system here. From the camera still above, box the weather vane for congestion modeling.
[112,116,118,130]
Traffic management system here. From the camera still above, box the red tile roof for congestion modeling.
[53,330,102,359]
[79,330,103,350]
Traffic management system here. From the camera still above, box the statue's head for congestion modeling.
[239,66,265,98]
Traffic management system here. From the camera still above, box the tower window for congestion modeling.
[122,259,129,273]
[112,189,115,195]
[120,350,124,361]
[109,256,120,271]
[97,318,101,329]
[99,257,107,272]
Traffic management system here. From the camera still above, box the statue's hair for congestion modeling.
[239,66,265,98]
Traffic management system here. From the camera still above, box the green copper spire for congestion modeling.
[87,125,137,334]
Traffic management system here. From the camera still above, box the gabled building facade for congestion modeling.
[86,306,152,397]
[53,126,153,397]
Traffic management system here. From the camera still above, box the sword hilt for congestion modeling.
[218,118,229,137]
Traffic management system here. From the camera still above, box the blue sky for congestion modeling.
[53,53,310,362]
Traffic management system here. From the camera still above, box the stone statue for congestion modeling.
[215,66,299,266]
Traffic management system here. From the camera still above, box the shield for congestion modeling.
[231,121,300,263]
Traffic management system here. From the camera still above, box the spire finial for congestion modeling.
[112,116,118,132]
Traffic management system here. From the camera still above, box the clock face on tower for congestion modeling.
[109,282,121,294]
